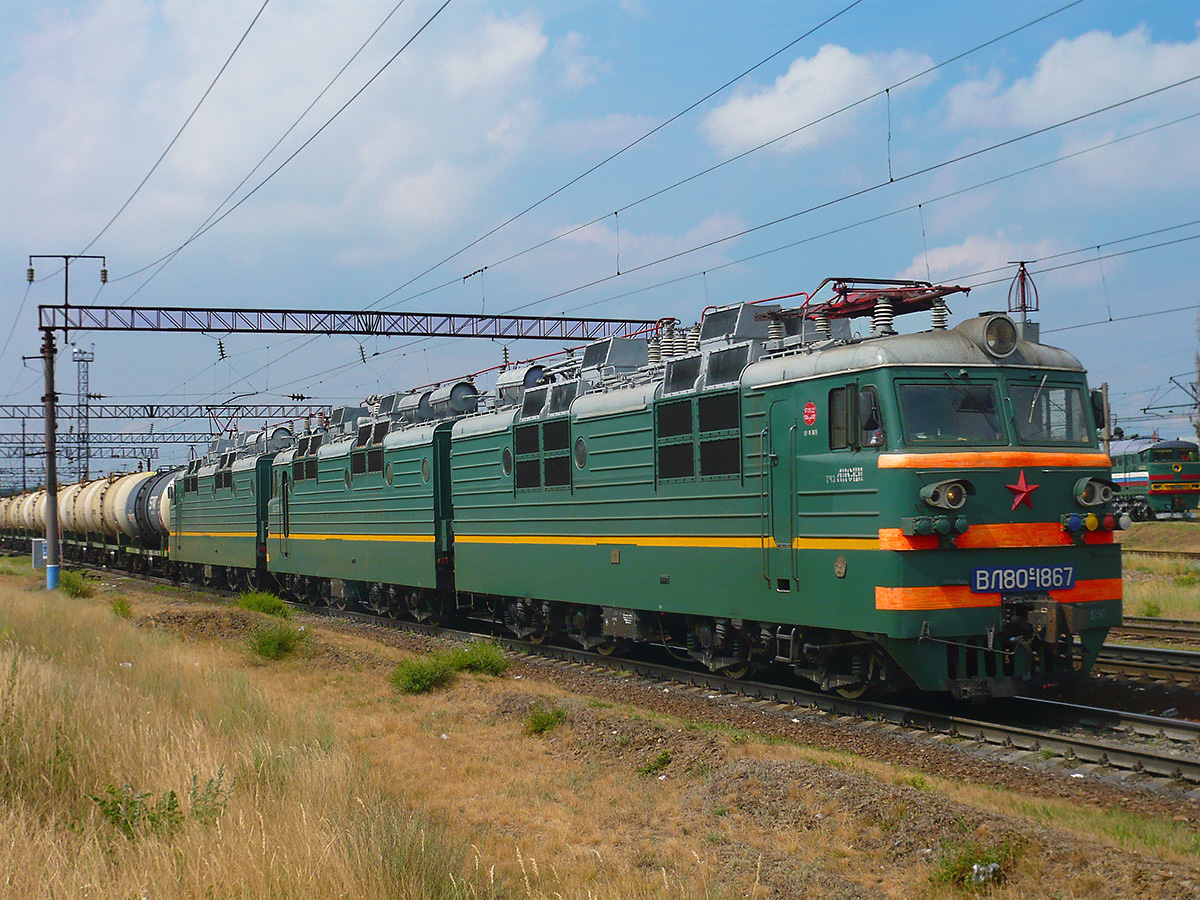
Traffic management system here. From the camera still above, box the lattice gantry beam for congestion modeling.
[0,404,328,420]
[39,305,667,341]
[0,433,213,446]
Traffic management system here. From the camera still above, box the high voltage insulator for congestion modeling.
[359,345,367,364]
[217,340,227,360]
[26,268,34,283]
[100,268,108,284]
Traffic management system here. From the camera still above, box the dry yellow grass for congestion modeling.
[0,582,481,900]
[3,564,1199,898]
[1122,554,1200,619]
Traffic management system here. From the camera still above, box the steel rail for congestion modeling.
[1114,616,1200,643]
[1122,548,1200,560]
[1095,643,1200,682]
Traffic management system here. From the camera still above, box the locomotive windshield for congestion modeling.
[1009,382,1091,446]
[897,382,1004,445]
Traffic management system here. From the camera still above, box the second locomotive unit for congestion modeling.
[3,278,1125,699]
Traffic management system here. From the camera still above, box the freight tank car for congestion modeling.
[1110,438,1200,519]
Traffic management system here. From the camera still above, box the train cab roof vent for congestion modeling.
[699,303,780,343]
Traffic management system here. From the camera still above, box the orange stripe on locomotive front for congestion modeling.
[876,578,1122,611]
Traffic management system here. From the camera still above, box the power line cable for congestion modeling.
[485,73,1200,314]
[433,108,1200,317]
[172,1,862,402]
[109,0,413,294]
[195,103,1200,401]
[113,0,455,302]
[79,0,273,255]
[362,0,869,310]
[373,0,1086,312]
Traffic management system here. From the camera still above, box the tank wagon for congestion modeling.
[1110,438,1200,520]
[0,278,1125,699]
[0,467,178,571]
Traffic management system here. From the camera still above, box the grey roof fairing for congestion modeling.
[741,322,1085,390]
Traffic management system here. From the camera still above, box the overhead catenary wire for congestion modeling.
[78,0,273,256]
[362,0,870,310]
[469,73,1200,316]
[371,0,1087,313]
[109,0,414,296]
[159,0,1095,402]
[111,0,456,302]
[186,102,1200,405]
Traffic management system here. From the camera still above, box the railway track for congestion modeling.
[305,605,1200,787]
[53,562,1200,788]
[1114,616,1200,644]
[1095,643,1200,683]
[1122,548,1200,561]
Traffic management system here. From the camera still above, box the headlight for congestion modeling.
[1074,477,1115,507]
[921,479,973,510]
[983,314,1017,358]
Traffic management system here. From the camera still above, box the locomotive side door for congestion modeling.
[765,401,797,588]
[280,471,291,558]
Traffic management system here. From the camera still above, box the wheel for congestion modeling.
[835,681,871,700]
[721,662,752,680]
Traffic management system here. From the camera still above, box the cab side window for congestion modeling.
[829,385,884,450]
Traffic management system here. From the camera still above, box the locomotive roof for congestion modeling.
[741,316,1084,390]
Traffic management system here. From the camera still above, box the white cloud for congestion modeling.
[553,31,607,89]
[439,14,547,96]
[946,26,1200,129]
[701,44,934,154]
[0,3,556,262]
[897,233,1061,282]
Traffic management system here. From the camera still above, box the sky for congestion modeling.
[2,0,1199,475]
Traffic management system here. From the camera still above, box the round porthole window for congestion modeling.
[344,468,351,488]
[385,462,394,485]
[421,457,431,482]
[574,436,588,469]
[501,447,513,476]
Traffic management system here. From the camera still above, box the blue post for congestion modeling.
[46,563,59,591]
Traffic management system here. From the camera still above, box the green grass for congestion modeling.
[110,597,132,619]
[931,838,1021,889]
[524,702,567,735]
[57,570,93,599]
[1136,598,1164,618]
[249,623,308,660]
[390,641,510,695]
[236,591,290,618]
[441,640,509,676]
[391,656,455,695]
[637,750,672,777]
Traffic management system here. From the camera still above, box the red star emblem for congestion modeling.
[1006,470,1039,511]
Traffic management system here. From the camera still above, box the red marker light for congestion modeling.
[1103,514,1116,531]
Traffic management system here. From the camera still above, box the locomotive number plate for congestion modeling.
[971,565,1075,593]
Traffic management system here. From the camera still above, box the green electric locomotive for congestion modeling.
[1110,438,1200,520]
[1,278,1124,699]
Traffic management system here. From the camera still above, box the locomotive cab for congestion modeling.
[746,288,1123,698]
